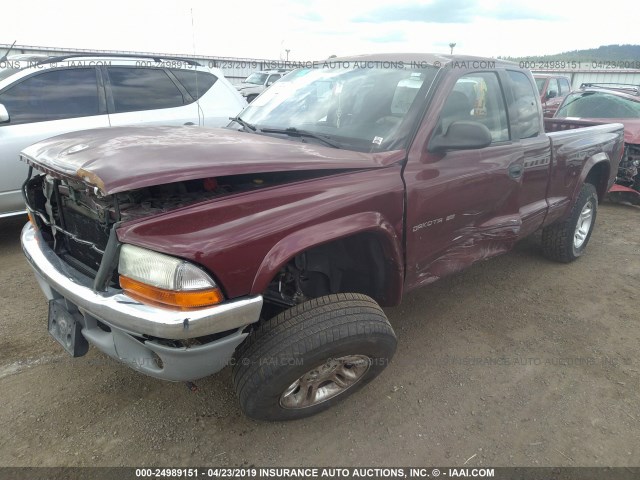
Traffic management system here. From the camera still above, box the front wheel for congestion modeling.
[541,183,598,262]
[232,293,397,421]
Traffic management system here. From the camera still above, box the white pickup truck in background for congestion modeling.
[234,69,290,103]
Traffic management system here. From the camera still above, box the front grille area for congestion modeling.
[25,174,115,284]
[60,207,110,273]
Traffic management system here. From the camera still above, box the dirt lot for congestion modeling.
[0,202,638,468]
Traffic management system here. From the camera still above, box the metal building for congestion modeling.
[3,44,640,89]
[531,68,640,90]
[0,43,291,85]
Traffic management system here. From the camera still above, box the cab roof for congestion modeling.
[330,53,516,68]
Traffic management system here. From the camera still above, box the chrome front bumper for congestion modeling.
[21,223,263,381]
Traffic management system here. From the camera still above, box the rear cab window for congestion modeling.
[507,70,540,139]
[391,74,424,115]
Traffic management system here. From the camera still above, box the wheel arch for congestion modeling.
[579,153,610,202]
[250,212,404,306]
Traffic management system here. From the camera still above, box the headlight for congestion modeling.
[118,244,223,310]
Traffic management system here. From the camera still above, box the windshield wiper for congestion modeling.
[229,116,256,132]
[260,127,341,149]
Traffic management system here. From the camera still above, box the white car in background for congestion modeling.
[0,53,246,218]
[234,69,289,103]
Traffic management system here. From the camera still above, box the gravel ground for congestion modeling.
[0,202,638,467]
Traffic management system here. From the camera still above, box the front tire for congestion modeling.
[542,183,598,263]
[232,293,397,421]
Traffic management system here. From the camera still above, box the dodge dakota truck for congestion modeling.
[20,54,624,421]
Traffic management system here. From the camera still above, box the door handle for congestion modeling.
[508,164,524,179]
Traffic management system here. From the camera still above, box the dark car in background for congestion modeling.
[534,73,572,117]
[554,83,640,203]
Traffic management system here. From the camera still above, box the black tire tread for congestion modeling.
[232,293,395,419]
[541,183,597,263]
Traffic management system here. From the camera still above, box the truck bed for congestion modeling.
[543,117,609,133]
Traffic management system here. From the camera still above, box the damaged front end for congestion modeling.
[24,170,118,290]
[609,144,640,205]
[18,122,401,382]
[20,166,312,380]
[23,168,326,288]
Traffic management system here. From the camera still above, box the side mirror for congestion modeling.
[546,90,557,99]
[0,104,9,124]
[428,121,492,153]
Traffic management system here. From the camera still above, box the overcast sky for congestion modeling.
[2,0,635,60]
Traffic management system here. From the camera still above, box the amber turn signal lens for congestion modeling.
[119,275,224,310]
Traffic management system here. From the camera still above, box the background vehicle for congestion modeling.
[534,73,571,117]
[0,54,246,218]
[234,69,289,102]
[21,55,623,421]
[554,83,640,204]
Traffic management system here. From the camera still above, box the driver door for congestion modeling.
[403,71,524,290]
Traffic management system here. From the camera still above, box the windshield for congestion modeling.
[244,73,268,85]
[556,91,640,118]
[0,66,20,82]
[238,65,438,152]
[534,78,546,94]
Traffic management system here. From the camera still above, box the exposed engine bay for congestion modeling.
[610,144,640,205]
[617,144,640,189]
[24,169,338,284]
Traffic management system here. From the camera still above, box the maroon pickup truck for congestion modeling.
[20,55,624,421]
[534,73,572,117]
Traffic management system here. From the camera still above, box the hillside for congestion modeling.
[500,44,640,62]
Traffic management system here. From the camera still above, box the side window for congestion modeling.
[546,78,559,98]
[437,72,509,143]
[558,78,571,96]
[169,69,217,101]
[0,68,99,125]
[267,74,281,86]
[507,71,540,139]
[107,67,184,113]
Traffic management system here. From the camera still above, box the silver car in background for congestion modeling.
[0,53,246,218]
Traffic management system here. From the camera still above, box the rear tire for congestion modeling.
[541,183,598,263]
[246,94,258,103]
[232,293,397,421]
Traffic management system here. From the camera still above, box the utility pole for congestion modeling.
[449,42,456,55]
[285,49,290,61]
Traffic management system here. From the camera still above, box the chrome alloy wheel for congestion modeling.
[280,355,371,409]
[574,199,594,249]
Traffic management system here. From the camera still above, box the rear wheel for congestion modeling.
[246,94,258,103]
[542,183,598,262]
[232,293,397,421]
